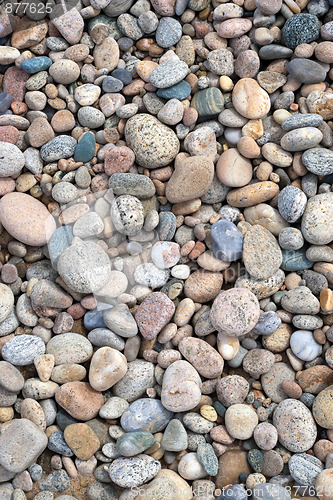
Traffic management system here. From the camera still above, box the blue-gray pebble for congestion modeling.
[155,17,182,48]
[121,399,173,433]
[252,311,282,335]
[282,113,323,131]
[282,13,320,49]
[302,148,333,175]
[278,185,307,223]
[211,219,243,262]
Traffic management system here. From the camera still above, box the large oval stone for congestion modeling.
[89,347,127,391]
[161,360,202,412]
[0,193,56,246]
[125,114,179,169]
[166,156,214,203]
[232,78,271,119]
[302,193,333,244]
[0,142,25,177]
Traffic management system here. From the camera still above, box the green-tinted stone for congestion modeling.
[74,132,96,163]
[25,71,49,91]
[197,443,218,476]
[188,0,210,11]
[116,431,154,457]
[191,87,224,117]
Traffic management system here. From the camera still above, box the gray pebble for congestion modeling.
[156,17,182,48]
[302,147,333,175]
[73,212,104,238]
[2,334,45,366]
[109,454,161,488]
[109,173,155,199]
[88,328,125,351]
[121,397,173,432]
[78,107,105,128]
[278,227,304,251]
[150,60,189,88]
[111,195,144,236]
[40,136,77,162]
[114,360,155,402]
[282,113,323,131]
[278,185,307,223]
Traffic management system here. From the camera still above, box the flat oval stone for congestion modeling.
[121,398,173,432]
[288,58,326,84]
[232,78,271,119]
[281,127,323,152]
[125,114,179,169]
[166,156,214,203]
[111,195,144,236]
[55,382,104,421]
[261,362,295,403]
[113,360,154,402]
[302,193,333,244]
[273,399,317,452]
[0,361,24,392]
[178,337,224,378]
[116,431,154,457]
[243,224,282,280]
[282,113,323,131]
[161,360,202,412]
[298,366,333,395]
[40,135,77,161]
[57,241,111,293]
[290,330,322,361]
[2,334,45,366]
[210,288,260,336]
[46,333,93,365]
[302,148,333,175]
[278,185,307,223]
[216,148,252,188]
[288,453,323,486]
[227,181,279,207]
[0,142,25,177]
[191,87,225,117]
[0,192,56,246]
[109,454,161,488]
[89,347,127,391]
[150,60,189,88]
[109,173,155,199]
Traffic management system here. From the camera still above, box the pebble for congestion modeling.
[166,156,214,203]
[0,142,25,177]
[125,114,179,168]
[290,330,322,361]
[232,78,271,119]
[111,456,160,490]
[55,382,104,421]
[2,334,45,366]
[273,399,317,452]
[243,224,282,280]
[116,431,154,457]
[89,347,127,391]
[288,453,323,486]
[210,288,260,336]
[225,404,258,440]
[282,13,320,49]
[302,194,333,245]
[121,397,173,433]
[161,360,202,412]
[216,148,252,188]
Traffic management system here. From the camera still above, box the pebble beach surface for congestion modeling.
[2,0,333,499]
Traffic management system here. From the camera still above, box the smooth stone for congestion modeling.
[216,148,252,188]
[227,181,279,207]
[74,132,96,163]
[99,397,129,420]
[281,248,313,271]
[273,399,317,452]
[0,142,25,177]
[156,17,182,48]
[278,186,307,223]
[0,193,56,246]
[243,224,282,280]
[288,453,323,486]
[2,334,45,366]
[89,347,127,391]
[302,193,333,245]
[109,173,155,199]
[125,114,179,169]
[40,135,77,161]
[0,419,47,473]
[290,330,322,361]
[109,454,161,488]
[232,78,271,119]
[0,311,19,336]
[64,423,100,461]
[0,361,24,392]
[281,286,320,314]
[161,419,188,452]
[46,333,93,366]
[48,226,73,266]
[39,469,70,493]
[252,311,281,335]
[166,156,214,203]
[191,87,225,117]
[179,337,224,378]
[150,60,189,88]
[111,195,144,236]
[157,81,191,100]
[113,360,154,402]
[178,453,206,481]
[57,241,111,293]
[103,305,138,338]
[135,291,175,340]
[121,398,173,433]
[312,386,333,429]
[116,431,154,457]
[288,58,326,84]
[281,127,323,152]
[21,56,52,74]
[55,382,104,421]
[302,148,333,175]
[161,360,202,412]
[261,362,295,403]
[225,404,258,440]
[48,431,73,457]
[282,113,323,131]
[210,288,260,336]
